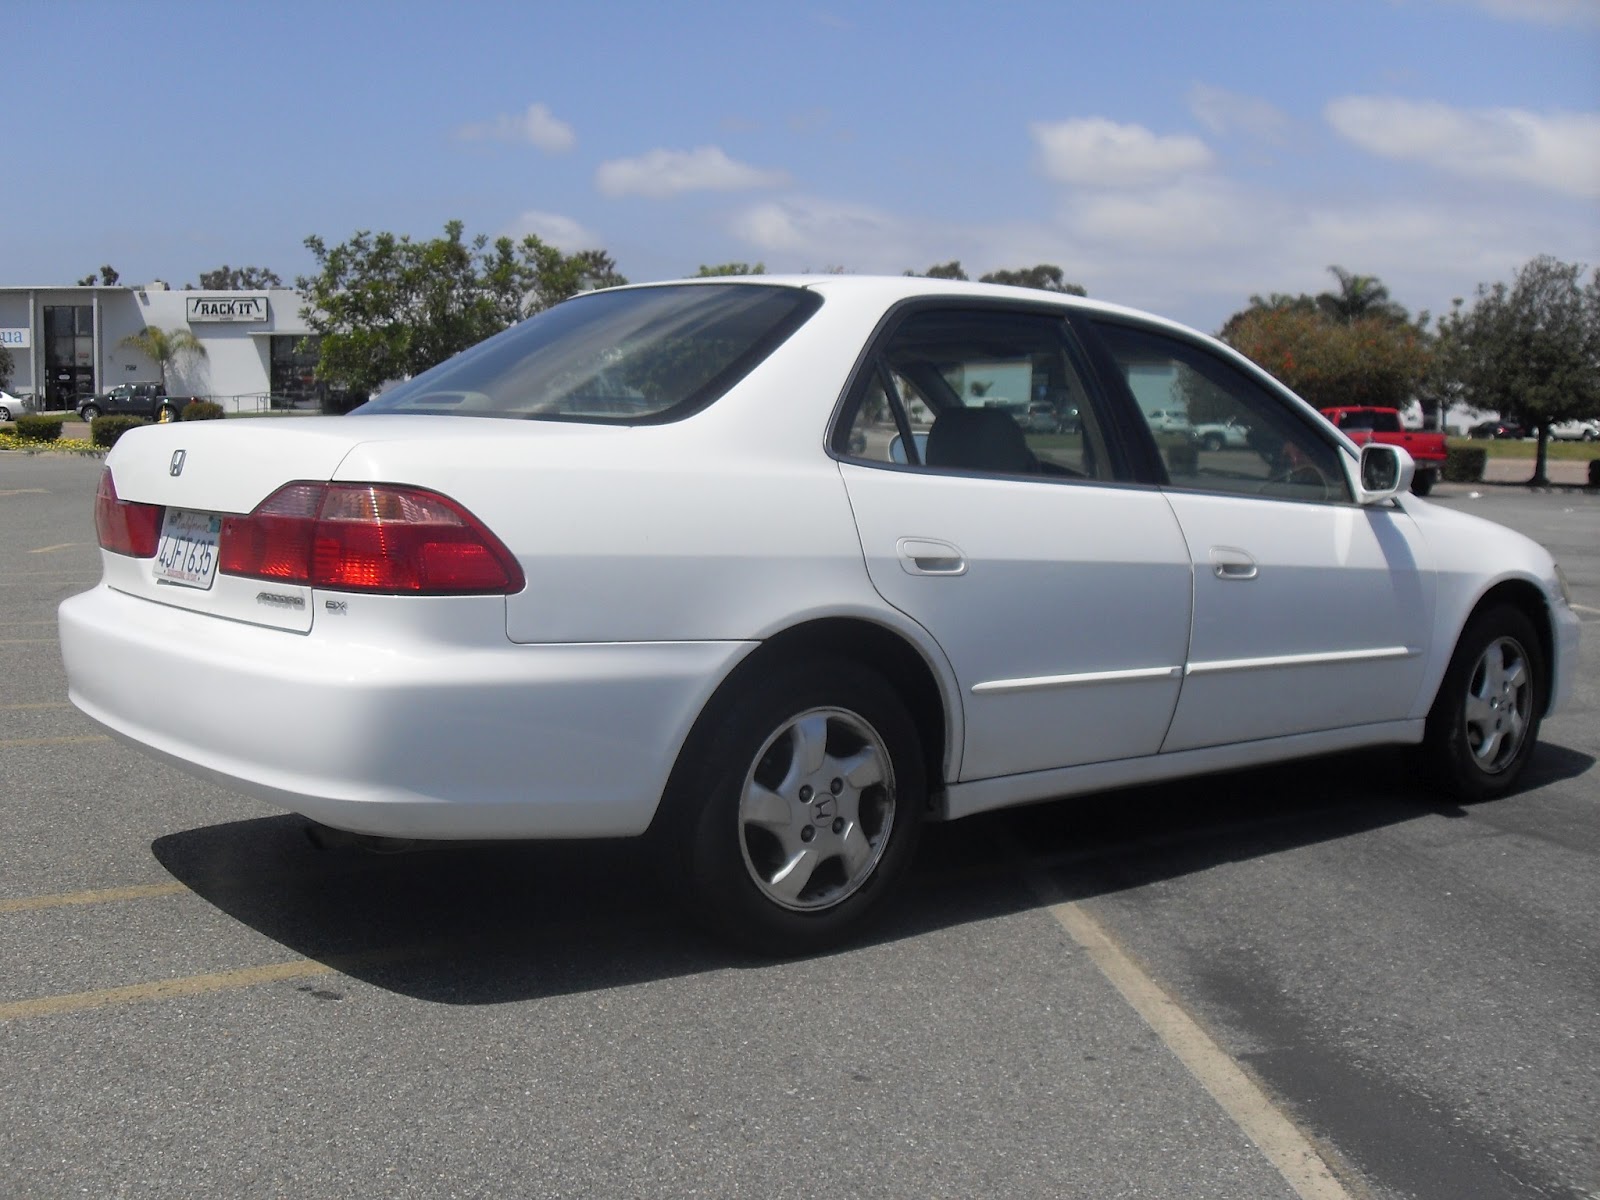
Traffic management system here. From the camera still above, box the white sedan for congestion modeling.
[59,277,1581,954]
[0,389,31,422]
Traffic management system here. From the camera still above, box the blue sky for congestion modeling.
[8,0,1598,332]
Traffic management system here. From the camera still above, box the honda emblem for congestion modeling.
[169,450,186,477]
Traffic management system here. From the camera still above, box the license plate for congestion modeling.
[154,509,222,589]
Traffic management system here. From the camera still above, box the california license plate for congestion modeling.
[154,509,221,589]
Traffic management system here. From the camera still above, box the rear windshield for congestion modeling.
[355,283,820,423]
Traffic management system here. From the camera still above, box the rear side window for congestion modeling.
[358,284,820,424]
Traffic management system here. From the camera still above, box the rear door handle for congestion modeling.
[1209,546,1258,581]
[897,537,967,576]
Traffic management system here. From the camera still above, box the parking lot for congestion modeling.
[3,451,1596,1200]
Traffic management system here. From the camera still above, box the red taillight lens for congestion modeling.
[219,483,523,595]
[94,469,162,558]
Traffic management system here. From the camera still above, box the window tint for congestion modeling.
[359,284,819,423]
[1092,321,1350,503]
[841,309,1113,482]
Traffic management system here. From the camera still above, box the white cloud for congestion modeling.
[1032,118,1213,188]
[728,197,931,271]
[1187,84,1291,142]
[503,210,598,251]
[1326,96,1600,198]
[595,147,789,198]
[1428,0,1600,26]
[455,103,576,153]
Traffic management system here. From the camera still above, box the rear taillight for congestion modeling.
[219,483,524,595]
[94,469,162,558]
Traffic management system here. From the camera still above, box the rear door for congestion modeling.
[836,305,1193,781]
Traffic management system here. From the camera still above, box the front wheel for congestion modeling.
[79,404,101,421]
[665,657,926,955]
[1422,605,1543,802]
[156,404,176,423]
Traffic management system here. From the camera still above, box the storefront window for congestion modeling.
[269,335,323,409]
[43,305,94,409]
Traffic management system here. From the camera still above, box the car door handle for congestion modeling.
[1210,547,1258,581]
[897,537,967,576]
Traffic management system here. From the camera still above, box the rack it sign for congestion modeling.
[185,296,268,323]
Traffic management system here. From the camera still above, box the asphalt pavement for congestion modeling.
[1,451,1595,1199]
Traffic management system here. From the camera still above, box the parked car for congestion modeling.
[1320,407,1447,496]
[1145,408,1191,434]
[1190,416,1251,451]
[59,277,1581,954]
[0,388,31,421]
[1549,418,1600,442]
[1470,420,1526,440]
[78,382,197,423]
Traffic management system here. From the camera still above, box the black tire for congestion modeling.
[79,404,101,421]
[662,657,926,955]
[1410,468,1435,496]
[1422,604,1543,802]
[0,405,12,422]
[156,404,177,423]
[1202,433,1224,452]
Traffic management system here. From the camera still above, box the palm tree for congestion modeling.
[118,326,207,392]
[1317,266,1407,324]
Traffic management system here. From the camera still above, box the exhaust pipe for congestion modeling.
[303,820,422,855]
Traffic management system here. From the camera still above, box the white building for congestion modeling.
[0,283,323,413]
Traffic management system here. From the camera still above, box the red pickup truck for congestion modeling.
[1320,407,1447,496]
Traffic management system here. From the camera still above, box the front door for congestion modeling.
[1083,316,1434,751]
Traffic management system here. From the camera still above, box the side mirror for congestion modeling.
[889,431,930,465]
[1354,443,1414,504]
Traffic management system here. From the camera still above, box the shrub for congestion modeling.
[13,414,64,443]
[181,400,226,421]
[1442,445,1487,483]
[1588,459,1599,488]
[91,416,149,448]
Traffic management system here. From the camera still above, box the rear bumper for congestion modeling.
[59,583,751,839]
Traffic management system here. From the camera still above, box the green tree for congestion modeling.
[904,261,969,280]
[979,264,1087,295]
[77,265,120,286]
[295,220,627,399]
[194,265,283,290]
[1221,306,1430,412]
[0,344,13,390]
[1438,255,1600,485]
[693,262,766,277]
[118,326,208,392]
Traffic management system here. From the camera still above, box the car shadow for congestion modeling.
[149,741,1594,1004]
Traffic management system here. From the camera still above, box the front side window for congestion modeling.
[1091,320,1351,503]
[359,284,820,423]
[840,308,1115,482]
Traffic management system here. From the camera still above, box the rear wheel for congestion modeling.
[664,657,925,955]
[1202,433,1224,452]
[156,404,176,423]
[1422,605,1543,801]
[1410,468,1435,496]
[80,404,101,421]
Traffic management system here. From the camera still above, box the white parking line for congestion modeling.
[1022,866,1356,1200]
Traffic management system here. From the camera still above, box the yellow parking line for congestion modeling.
[0,881,190,914]
[28,543,85,554]
[0,959,339,1022]
[0,489,49,497]
[0,945,421,1023]
[1023,867,1355,1200]
[0,701,71,710]
[0,639,59,645]
[0,735,111,747]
